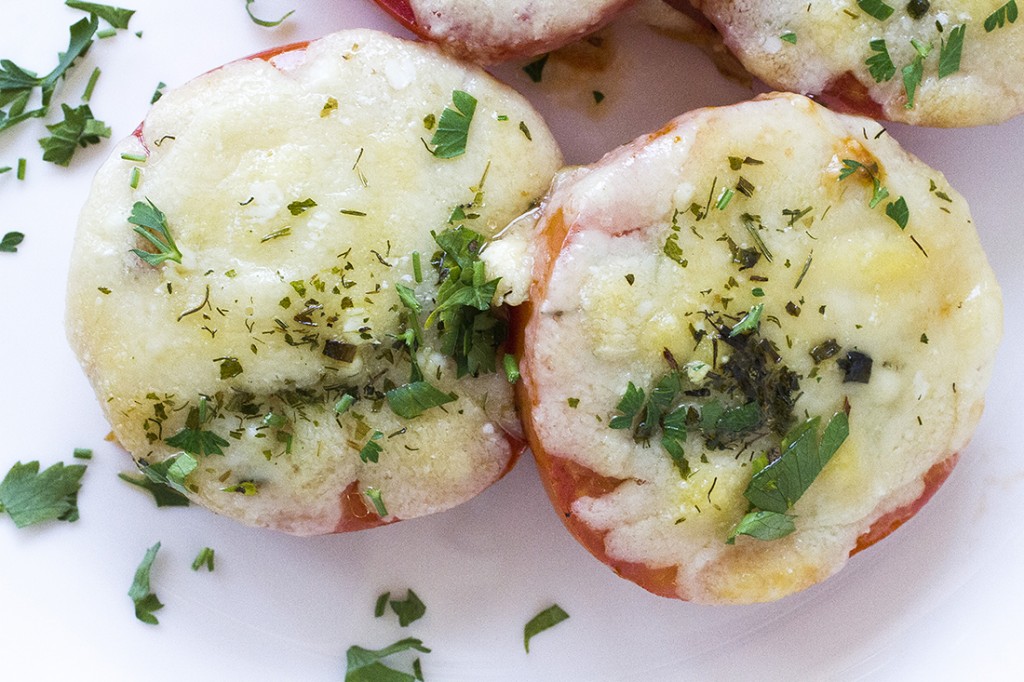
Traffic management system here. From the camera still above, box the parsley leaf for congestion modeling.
[902,38,932,109]
[38,103,110,166]
[65,1,136,29]
[608,382,645,430]
[885,196,909,229]
[428,90,477,159]
[524,604,569,652]
[985,0,1019,32]
[386,381,456,419]
[118,472,190,507]
[389,589,426,627]
[0,460,86,528]
[838,159,890,208]
[857,0,895,20]
[41,15,99,105]
[128,199,182,266]
[743,412,849,515]
[345,638,430,682]
[359,431,384,463]
[165,399,229,456]
[365,488,387,517]
[139,452,198,496]
[780,31,797,44]
[727,509,796,543]
[728,303,764,337]
[938,24,965,79]
[865,39,896,82]
[244,0,295,27]
[1,231,25,253]
[128,542,163,625]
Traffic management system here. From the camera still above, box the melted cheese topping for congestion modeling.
[693,0,1024,126]
[521,93,1001,602]
[408,0,637,62]
[66,30,562,535]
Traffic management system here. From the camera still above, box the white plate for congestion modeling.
[2,1,1022,680]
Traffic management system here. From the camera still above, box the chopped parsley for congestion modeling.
[902,38,932,109]
[728,412,849,543]
[150,81,166,104]
[985,0,1018,32]
[38,103,111,166]
[138,452,198,496]
[65,1,136,29]
[885,196,910,229]
[428,90,477,159]
[359,431,384,463]
[838,159,889,208]
[0,231,24,253]
[857,0,895,20]
[345,638,430,682]
[118,471,191,507]
[866,39,896,82]
[191,547,215,572]
[524,604,569,653]
[165,397,230,456]
[0,460,86,528]
[780,31,797,44]
[388,589,426,627]
[244,0,295,27]
[937,25,965,79]
[386,381,456,419]
[128,542,164,625]
[365,487,387,517]
[128,199,182,266]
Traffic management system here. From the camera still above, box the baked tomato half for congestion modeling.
[67,29,562,535]
[516,92,1001,603]
[370,0,639,63]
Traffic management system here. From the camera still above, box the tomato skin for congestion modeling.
[372,0,418,31]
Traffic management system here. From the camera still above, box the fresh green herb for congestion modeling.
[191,547,215,572]
[902,38,932,109]
[139,452,197,496]
[524,604,569,652]
[16,158,25,180]
[129,166,141,189]
[82,66,101,101]
[885,196,909,229]
[592,90,605,103]
[0,460,86,528]
[97,27,117,39]
[359,431,384,463]
[866,39,896,82]
[428,90,477,159]
[729,304,764,337]
[727,509,796,543]
[120,151,146,162]
[150,81,166,104]
[412,251,423,282]
[365,487,387,517]
[129,542,163,625]
[518,120,532,141]
[938,24,965,79]
[857,0,895,20]
[838,159,889,208]
[522,54,549,83]
[165,397,230,456]
[222,481,258,495]
[374,592,390,618]
[985,0,1018,31]
[427,226,507,377]
[244,0,295,27]
[217,357,243,379]
[716,188,735,210]
[73,448,93,460]
[742,412,849,515]
[38,103,111,166]
[663,233,687,267]
[0,231,24,253]
[287,198,317,215]
[128,199,182,266]
[345,638,430,682]
[386,381,456,419]
[118,472,190,507]
[389,589,426,627]
[335,394,356,414]
[66,1,136,28]
[504,354,521,383]
[780,31,797,44]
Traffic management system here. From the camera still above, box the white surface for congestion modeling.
[1,1,1021,680]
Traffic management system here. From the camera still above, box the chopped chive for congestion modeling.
[334,394,356,414]
[73,448,93,460]
[716,188,735,211]
[339,209,366,216]
[412,251,422,283]
[129,167,141,189]
[504,354,521,383]
[82,67,101,102]
[17,158,26,180]
[121,152,147,162]
[365,487,387,517]
[97,27,117,39]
